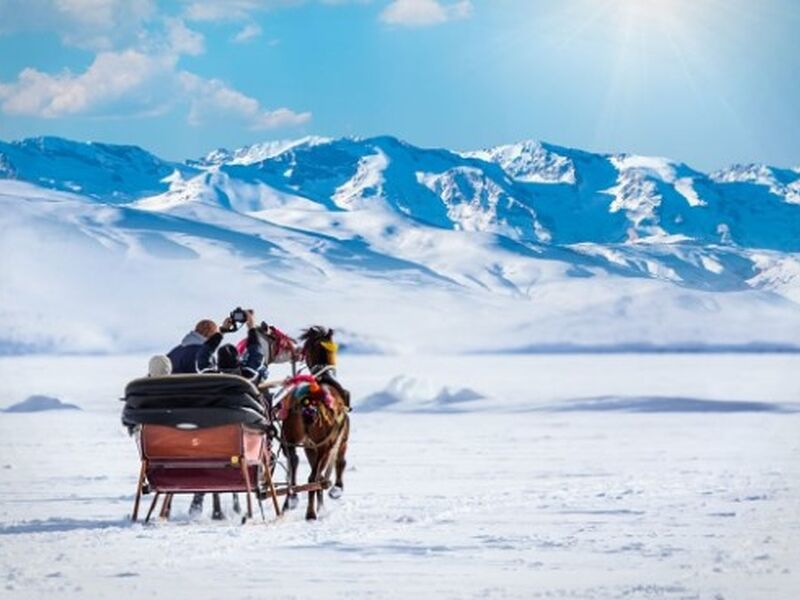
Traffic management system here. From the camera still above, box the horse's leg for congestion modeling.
[283,444,299,511]
[330,433,348,499]
[189,493,204,516]
[316,447,331,511]
[305,449,319,521]
[232,493,241,515]
[212,493,224,520]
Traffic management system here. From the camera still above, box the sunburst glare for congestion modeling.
[502,0,757,151]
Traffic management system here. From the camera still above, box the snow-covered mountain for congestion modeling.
[1,135,798,354]
[0,136,195,202]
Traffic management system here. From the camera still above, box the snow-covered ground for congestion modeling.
[1,353,798,599]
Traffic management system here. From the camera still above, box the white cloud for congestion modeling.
[0,0,376,49]
[182,0,307,22]
[183,0,369,23]
[380,0,472,27]
[0,0,311,130]
[166,18,205,55]
[179,72,310,129]
[232,22,263,43]
[183,0,259,22]
[0,0,155,49]
[52,0,153,28]
[0,50,179,118]
[0,45,310,131]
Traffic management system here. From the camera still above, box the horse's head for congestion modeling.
[299,326,338,371]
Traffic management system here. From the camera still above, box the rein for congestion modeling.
[288,412,347,452]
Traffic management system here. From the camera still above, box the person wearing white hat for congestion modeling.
[147,354,172,377]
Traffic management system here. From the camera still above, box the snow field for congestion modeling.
[0,353,798,599]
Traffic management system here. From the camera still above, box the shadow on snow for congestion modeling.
[546,396,798,414]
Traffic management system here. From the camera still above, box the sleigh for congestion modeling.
[122,374,282,523]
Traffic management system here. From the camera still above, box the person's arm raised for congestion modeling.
[243,311,265,370]
[196,332,223,372]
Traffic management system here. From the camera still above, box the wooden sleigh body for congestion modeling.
[130,422,280,522]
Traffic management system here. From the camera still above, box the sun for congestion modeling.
[527,0,717,56]
[523,0,736,145]
[506,0,747,140]
[612,0,689,23]
[603,0,710,42]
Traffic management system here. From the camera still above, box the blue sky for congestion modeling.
[0,0,798,170]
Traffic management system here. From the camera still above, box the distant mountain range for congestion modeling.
[1,135,798,354]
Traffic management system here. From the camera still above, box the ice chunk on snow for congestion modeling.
[3,395,80,413]
[358,376,485,412]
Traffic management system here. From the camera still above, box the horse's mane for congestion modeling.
[299,325,332,343]
[300,326,334,365]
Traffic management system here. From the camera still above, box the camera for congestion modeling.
[230,307,248,324]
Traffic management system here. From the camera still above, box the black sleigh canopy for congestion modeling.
[121,374,268,429]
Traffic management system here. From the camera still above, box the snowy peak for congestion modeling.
[463,140,577,184]
[417,166,547,241]
[711,163,800,204]
[712,163,790,185]
[0,136,195,202]
[603,155,704,241]
[610,154,681,182]
[193,136,331,167]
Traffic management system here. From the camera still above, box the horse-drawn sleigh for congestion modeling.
[121,326,350,524]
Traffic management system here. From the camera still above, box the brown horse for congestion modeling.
[280,326,350,520]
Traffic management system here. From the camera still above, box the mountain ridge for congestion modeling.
[0,134,798,354]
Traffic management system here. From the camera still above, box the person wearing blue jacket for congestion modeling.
[166,319,219,374]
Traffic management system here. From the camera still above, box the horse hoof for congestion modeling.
[212,511,225,521]
[328,486,343,500]
[284,495,299,511]
[306,513,317,521]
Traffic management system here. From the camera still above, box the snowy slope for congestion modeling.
[1,135,799,354]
